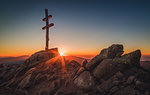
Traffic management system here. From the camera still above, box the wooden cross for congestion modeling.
[42,9,54,51]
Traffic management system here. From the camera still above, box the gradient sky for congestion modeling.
[0,0,150,57]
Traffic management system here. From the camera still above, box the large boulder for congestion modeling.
[25,48,59,64]
[93,50,141,80]
[73,67,85,80]
[99,44,124,58]
[74,71,96,89]
[6,48,61,89]
[121,50,141,66]
[114,86,140,95]
[97,78,116,94]
[85,55,103,70]
[82,59,88,68]
[93,59,125,80]
[86,44,124,71]
[67,60,81,70]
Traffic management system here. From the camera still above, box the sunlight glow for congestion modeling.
[60,52,64,56]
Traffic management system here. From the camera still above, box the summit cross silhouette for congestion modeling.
[42,9,54,51]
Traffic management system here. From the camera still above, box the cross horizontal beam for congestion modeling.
[42,15,52,21]
[42,23,54,30]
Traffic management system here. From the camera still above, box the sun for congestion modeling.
[60,52,64,56]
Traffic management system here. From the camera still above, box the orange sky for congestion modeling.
[0,44,149,57]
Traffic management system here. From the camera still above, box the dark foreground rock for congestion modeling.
[0,45,150,95]
[74,71,96,89]
[85,44,124,71]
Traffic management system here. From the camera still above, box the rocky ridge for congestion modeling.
[0,45,150,95]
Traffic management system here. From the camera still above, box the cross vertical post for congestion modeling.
[42,9,54,51]
[45,9,49,51]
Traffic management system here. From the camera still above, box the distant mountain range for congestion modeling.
[0,55,29,65]
[0,55,88,66]
[0,55,150,71]
[64,56,90,64]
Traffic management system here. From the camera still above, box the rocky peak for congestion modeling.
[86,44,124,71]
[122,49,141,66]
[73,44,150,95]
[0,45,149,95]
[99,44,124,58]
[25,48,59,64]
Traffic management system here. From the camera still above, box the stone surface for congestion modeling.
[67,60,81,70]
[114,86,140,95]
[93,50,141,80]
[135,80,145,91]
[73,67,85,80]
[126,75,135,84]
[99,44,124,58]
[85,55,103,71]
[82,59,88,68]
[115,71,124,79]
[121,50,141,66]
[93,59,127,80]
[74,71,95,89]
[97,78,114,94]
[25,48,59,65]
[86,44,124,71]
[110,86,119,93]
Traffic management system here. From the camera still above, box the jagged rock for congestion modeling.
[54,87,86,95]
[114,86,140,95]
[0,68,17,84]
[74,71,95,89]
[40,91,49,95]
[110,86,119,94]
[4,48,62,89]
[121,50,141,66]
[25,48,59,64]
[82,59,88,68]
[73,67,85,80]
[10,48,60,84]
[18,74,32,88]
[85,55,103,71]
[86,44,124,71]
[93,59,112,80]
[67,60,81,70]
[97,78,114,94]
[144,91,149,95]
[99,44,124,58]
[18,67,36,88]
[135,80,145,91]
[93,59,127,80]
[14,89,28,95]
[115,71,124,79]
[93,50,141,80]
[112,80,120,86]
[126,75,135,84]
